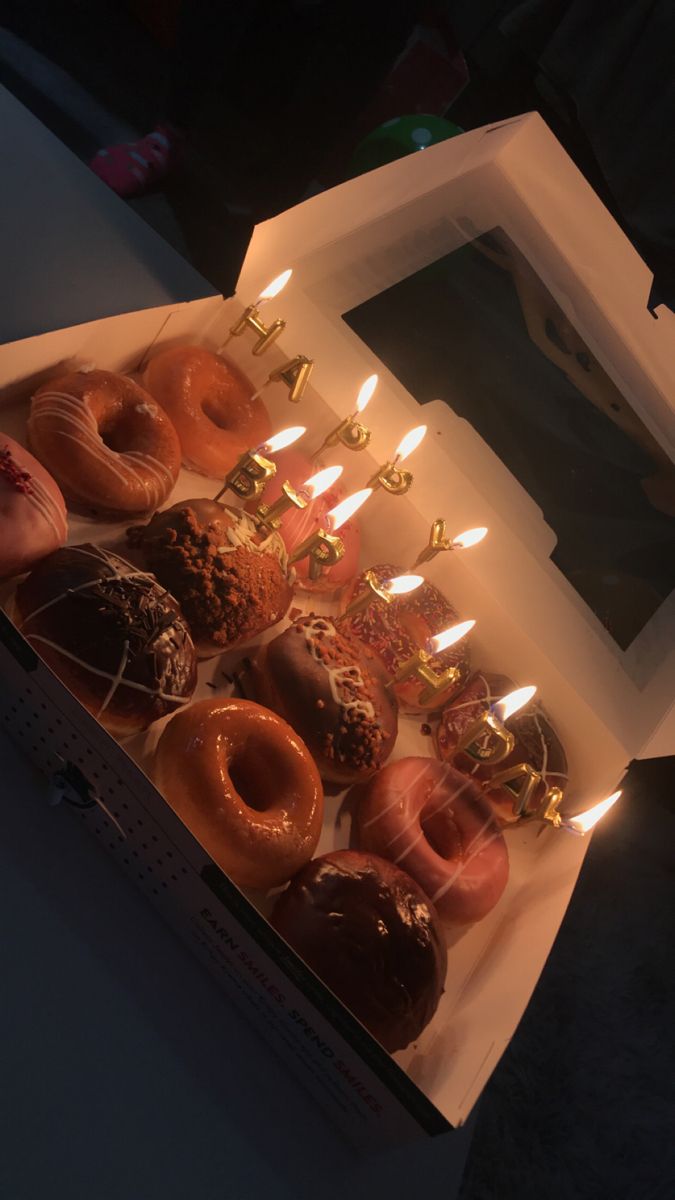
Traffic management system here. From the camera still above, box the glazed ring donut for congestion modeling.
[352,756,509,924]
[154,698,323,890]
[29,370,181,516]
[142,345,271,478]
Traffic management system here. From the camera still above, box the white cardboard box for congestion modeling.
[0,113,673,1144]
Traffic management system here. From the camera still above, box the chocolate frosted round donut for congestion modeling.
[13,544,197,736]
[29,370,181,516]
[352,757,509,924]
[340,564,471,711]
[128,497,293,657]
[155,698,323,890]
[142,345,271,478]
[271,849,447,1052]
[254,615,398,784]
[0,434,67,578]
[436,671,568,823]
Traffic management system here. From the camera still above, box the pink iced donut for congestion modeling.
[247,448,360,593]
[0,434,67,578]
[352,756,509,924]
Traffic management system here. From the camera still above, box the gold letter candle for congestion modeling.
[387,619,475,706]
[228,269,292,354]
[413,520,488,566]
[288,487,372,580]
[338,570,424,621]
[367,425,426,495]
[213,425,306,503]
[454,685,537,766]
[314,374,377,457]
[255,464,343,532]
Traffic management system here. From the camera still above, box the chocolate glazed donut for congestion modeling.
[13,544,197,736]
[271,850,447,1053]
[436,671,568,824]
[253,615,398,785]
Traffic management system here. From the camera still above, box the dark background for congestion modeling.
[0,3,673,1197]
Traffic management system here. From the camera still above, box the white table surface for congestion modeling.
[0,86,475,1198]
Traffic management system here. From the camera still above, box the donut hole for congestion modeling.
[228,737,288,812]
[201,392,234,431]
[421,806,462,861]
[99,410,142,452]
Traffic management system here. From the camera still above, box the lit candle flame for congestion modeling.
[383,573,424,597]
[452,526,488,550]
[564,790,621,835]
[261,426,306,455]
[256,269,292,304]
[356,374,378,414]
[395,424,427,462]
[428,619,475,655]
[326,487,372,533]
[493,685,537,723]
[301,464,343,500]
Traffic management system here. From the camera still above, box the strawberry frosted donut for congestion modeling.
[340,565,471,711]
[435,671,568,825]
[29,370,180,516]
[247,448,360,594]
[352,756,509,924]
[142,345,271,479]
[0,435,67,578]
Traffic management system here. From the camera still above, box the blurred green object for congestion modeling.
[349,114,463,177]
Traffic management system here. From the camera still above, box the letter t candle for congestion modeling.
[387,620,475,706]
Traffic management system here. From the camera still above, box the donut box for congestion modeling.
[1,112,673,1147]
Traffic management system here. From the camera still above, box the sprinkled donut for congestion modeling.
[340,563,471,711]
[352,756,509,924]
[0,434,67,578]
[28,370,181,516]
[13,543,197,737]
[253,615,398,784]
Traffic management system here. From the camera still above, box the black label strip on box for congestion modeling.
[200,864,452,1137]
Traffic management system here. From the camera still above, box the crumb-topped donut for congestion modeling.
[0,434,67,578]
[142,345,271,478]
[28,370,180,515]
[155,698,323,890]
[127,497,293,658]
[352,757,509,924]
[271,849,447,1052]
[340,564,471,711]
[13,544,197,736]
[436,671,568,824]
[253,615,398,784]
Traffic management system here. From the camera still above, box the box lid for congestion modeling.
[233,112,674,770]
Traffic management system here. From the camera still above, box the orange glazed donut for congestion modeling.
[154,698,323,890]
[29,370,180,516]
[142,345,271,478]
